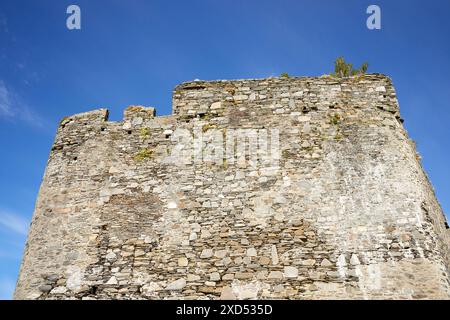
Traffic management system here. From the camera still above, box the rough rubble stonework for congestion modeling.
[14,74,450,299]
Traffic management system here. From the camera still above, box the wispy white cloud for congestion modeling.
[0,80,45,128]
[0,209,30,236]
[0,15,8,34]
[0,81,13,117]
[0,249,18,259]
[0,236,26,259]
[0,277,16,300]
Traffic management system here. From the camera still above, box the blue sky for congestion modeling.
[0,0,449,299]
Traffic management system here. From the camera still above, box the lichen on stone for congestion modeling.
[133,148,154,161]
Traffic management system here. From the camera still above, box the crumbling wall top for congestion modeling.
[58,74,397,129]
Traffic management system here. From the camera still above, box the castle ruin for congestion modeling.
[14,74,450,299]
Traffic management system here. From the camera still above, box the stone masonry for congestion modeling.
[14,74,450,299]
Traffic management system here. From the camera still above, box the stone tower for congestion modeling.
[14,74,450,299]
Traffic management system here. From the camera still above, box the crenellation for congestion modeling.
[123,105,156,122]
[14,74,450,300]
[60,108,109,127]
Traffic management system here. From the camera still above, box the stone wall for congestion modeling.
[14,74,450,299]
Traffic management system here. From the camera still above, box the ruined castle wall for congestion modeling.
[14,74,449,299]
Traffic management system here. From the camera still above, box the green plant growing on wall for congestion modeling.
[282,149,294,159]
[202,124,213,132]
[331,57,368,78]
[280,72,290,78]
[59,116,70,126]
[140,127,150,138]
[360,62,368,74]
[330,114,340,125]
[133,148,154,161]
